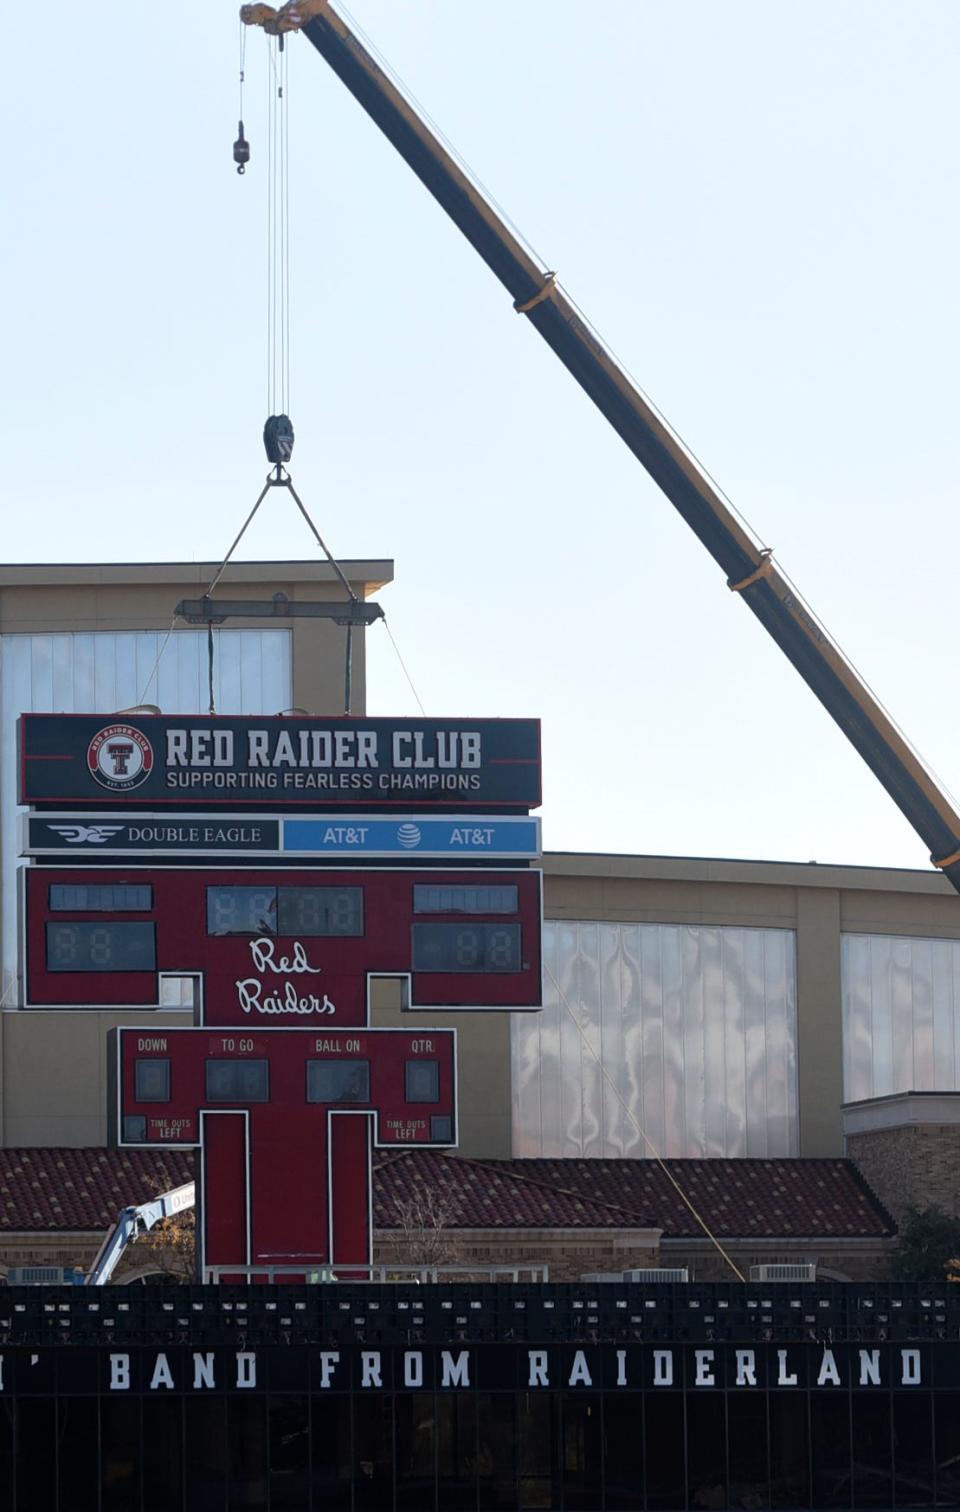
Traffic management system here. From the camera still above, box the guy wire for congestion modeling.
[137,617,177,707]
[545,962,747,1282]
[380,617,427,716]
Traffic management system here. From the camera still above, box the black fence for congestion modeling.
[0,1283,957,1510]
[1,1280,957,1347]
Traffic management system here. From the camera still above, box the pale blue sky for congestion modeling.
[3,2,959,871]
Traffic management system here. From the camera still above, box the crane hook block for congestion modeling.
[233,121,250,175]
[264,414,295,464]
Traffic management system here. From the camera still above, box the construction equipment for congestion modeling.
[240,1,960,895]
[85,1181,195,1287]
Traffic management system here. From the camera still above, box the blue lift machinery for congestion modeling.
[240,0,960,898]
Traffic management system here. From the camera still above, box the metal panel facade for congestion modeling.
[0,630,292,1002]
[512,920,798,1159]
[843,932,960,1101]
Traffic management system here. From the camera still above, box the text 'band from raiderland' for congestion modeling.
[19,716,541,808]
[0,1342,926,1396]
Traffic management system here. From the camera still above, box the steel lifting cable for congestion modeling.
[222,21,431,716]
[200,463,365,713]
[265,34,290,421]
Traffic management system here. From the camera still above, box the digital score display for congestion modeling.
[25,867,543,1022]
[46,921,156,973]
[412,922,522,972]
[206,885,363,937]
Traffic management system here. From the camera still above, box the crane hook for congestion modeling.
[233,120,250,175]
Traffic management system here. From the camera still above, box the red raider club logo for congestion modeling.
[87,724,154,791]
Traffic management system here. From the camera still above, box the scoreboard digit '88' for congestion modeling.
[22,867,543,1024]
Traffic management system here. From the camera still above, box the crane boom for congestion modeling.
[245,1,960,893]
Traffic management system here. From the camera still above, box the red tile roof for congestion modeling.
[373,1153,895,1239]
[0,1149,894,1239]
[0,1148,194,1232]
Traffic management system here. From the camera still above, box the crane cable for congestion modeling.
[225,19,431,718]
[265,34,290,420]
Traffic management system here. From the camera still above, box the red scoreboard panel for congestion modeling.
[23,867,543,1023]
[109,1025,457,1273]
[111,1026,458,1151]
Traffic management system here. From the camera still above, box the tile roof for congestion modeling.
[0,1149,894,1239]
[0,1148,194,1233]
[373,1153,896,1239]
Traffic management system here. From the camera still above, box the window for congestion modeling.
[406,1060,440,1103]
[851,1393,892,1508]
[205,1059,270,1102]
[769,1393,808,1508]
[894,1392,933,1507]
[811,1393,851,1508]
[560,1395,601,1512]
[135,1059,170,1103]
[307,1060,370,1103]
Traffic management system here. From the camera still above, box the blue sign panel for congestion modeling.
[282,815,541,860]
[21,813,541,860]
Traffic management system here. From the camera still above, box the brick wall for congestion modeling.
[0,1234,98,1273]
[376,1228,662,1282]
[848,1126,960,1227]
[666,1242,896,1283]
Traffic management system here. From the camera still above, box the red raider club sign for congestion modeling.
[19,715,541,809]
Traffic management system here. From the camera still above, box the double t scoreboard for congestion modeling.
[18,714,544,1278]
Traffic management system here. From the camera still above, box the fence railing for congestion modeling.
[202,1262,550,1284]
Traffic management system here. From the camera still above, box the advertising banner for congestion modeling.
[19,715,541,809]
[22,812,541,859]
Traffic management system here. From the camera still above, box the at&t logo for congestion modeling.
[87,724,154,791]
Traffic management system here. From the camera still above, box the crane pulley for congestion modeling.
[239,1,327,37]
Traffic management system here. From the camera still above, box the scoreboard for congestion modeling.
[23,866,543,1022]
[18,712,544,1272]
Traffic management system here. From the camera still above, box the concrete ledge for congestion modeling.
[843,1091,960,1136]
[544,852,953,896]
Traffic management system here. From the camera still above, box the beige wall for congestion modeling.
[376,1227,662,1283]
[0,559,392,716]
[0,1008,192,1147]
[542,854,960,1160]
